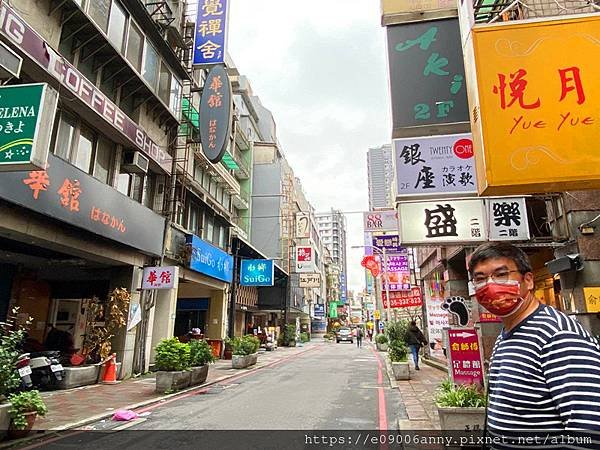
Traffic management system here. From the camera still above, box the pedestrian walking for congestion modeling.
[405,320,427,370]
[356,327,363,348]
[469,243,600,444]
[367,328,373,342]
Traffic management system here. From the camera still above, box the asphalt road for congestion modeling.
[23,341,406,449]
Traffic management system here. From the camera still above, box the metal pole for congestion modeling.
[383,246,391,322]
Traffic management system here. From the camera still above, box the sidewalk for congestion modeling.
[32,342,322,431]
[384,354,447,430]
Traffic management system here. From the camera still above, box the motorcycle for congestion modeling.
[16,353,33,390]
[29,351,65,390]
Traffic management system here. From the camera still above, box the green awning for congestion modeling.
[182,97,199,129]
[221,151,239,170]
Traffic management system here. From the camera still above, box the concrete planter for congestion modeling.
[155,370,191,393]
[0,403,9,441]
[190,365,209,386]
[437,406,486,430]
[376,343,388,352]
[391,360,411,380]
[232,353,258,369]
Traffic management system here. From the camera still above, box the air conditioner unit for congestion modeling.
[122,151,149,174]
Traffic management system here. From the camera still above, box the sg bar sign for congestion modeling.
[0,83,58,172]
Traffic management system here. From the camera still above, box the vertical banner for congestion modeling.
[295,212,310,238]
[193,0,229,65]
[425,289,449,357]
[447,328,484,387]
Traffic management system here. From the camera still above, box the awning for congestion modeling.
[233,235,289,281]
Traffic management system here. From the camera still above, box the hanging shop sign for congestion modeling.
[447,328,484,387]
[240,259,274,287]
[193,0,228,65]
[379,253,411,291]
[314,303,325,319]
[382,287,423,309]
[487,197,530,241]
[186,234,233,283]
[299,273,320,288]
[340,273,348,303]
[199,65,232,163]
[0,83,57,172]
[394,133,477,199]
[372,233,406,253]
[398,198,486,245]
[386,18,469,138]
[329,301,338,318]
[295,211,310,238]
[583,287,600,313]
[295,246,314,273]
[363,210,398,232]
[142,266,178,290]
[0,3,172,173]
[0,153,165,256]
[466,15,600,195]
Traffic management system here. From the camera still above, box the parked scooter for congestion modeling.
[29,351,65,390]
[16,353,33,390]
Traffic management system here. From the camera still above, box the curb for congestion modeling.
[0,344,322,449]
[423,357,448,373]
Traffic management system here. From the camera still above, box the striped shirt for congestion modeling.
[487,304,600,449]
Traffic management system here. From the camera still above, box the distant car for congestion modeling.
[336,327,353,344]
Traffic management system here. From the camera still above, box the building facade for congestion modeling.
[316,209,348,304]
[367,144,394,210]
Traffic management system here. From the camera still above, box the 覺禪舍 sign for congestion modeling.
[467,15,600,195]
[193,0,228,65]
[0,83,57,172]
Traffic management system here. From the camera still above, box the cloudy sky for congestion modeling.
[228,0,391,294]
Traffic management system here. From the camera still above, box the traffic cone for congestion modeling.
[101,353,118,384]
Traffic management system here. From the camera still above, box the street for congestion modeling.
[16,342,411,449]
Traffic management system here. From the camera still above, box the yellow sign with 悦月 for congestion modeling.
[468,15,600,195]
[583,287,600,313]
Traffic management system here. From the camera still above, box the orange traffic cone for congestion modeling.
[101,353,118,384]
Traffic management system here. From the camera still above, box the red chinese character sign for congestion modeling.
[361,255,380,278]
[465,16,600,195]
[447,328,484,387]
[382,287,423,309]
[199,65,232,163]
[142,266,178,290]
[296,246,314,273]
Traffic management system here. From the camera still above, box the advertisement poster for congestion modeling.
[425,289,449,360]
[447,328,484,387]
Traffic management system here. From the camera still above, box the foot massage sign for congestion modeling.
[447,328,484,387]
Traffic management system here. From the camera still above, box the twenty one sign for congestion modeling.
[142,266,178,290]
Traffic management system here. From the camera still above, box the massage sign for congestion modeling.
[199,65,233,163]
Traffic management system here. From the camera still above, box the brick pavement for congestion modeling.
[33,342,321,431]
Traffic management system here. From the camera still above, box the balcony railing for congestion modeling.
[473,0,598,23]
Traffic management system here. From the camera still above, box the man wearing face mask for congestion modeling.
[469,243,600,445]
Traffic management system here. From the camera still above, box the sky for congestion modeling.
[228,0,391,295]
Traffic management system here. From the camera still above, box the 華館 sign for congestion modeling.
[240,259,274,287]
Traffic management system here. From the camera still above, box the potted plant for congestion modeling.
[188,340,215,386]
[231,335,260,369]
[154,338,191,393]
[375,334,389,351]
[388,340,411,380]
[223,337,233,360]
[7,390,47,439]
[435,379,487,430]
[300,332,310,343]
[280,324,297,347]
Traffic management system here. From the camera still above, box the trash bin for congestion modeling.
[206,339,222,359]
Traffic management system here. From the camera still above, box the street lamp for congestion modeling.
[352,244,392,323]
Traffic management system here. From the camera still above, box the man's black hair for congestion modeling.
[468,243,532,276]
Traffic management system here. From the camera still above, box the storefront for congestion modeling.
[0,153,165,376]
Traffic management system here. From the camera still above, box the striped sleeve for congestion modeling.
[541,330,600,430]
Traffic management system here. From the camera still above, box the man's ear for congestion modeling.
[523,272,535,291]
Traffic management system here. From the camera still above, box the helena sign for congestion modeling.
[0,83,57,171]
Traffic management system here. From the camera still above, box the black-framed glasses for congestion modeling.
[472,270,521,288]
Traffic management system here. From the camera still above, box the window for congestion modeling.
[216,186,223,204]
[170,77,182,117]
[218,225,227,249]
[142,174,155,209]
[100,66,118,102]
[209,179,217,197]
[205,215,214,243]
[193,160,203,183]
[202,172,210,191]
[116,172,143,202]
[142,43,159,89]
[158,62,171,104]
[126,22,144,71]
[116,173,131,196]
[74,127,94,172]
[93,136,113,184]
[107,1,127,52]
[54,113,76,160]
[89,0,110,32]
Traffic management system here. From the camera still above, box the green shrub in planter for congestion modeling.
[388,340,409,362]
[435,379,487,408]
[385,319,409,344]
[300,332,310,343]
[8,390,47,430]
[375,334,388,345]
[189,340,215,366]
[281,324,297,347]
[154,338,191,371]
[232,335,260,356]
[0,308,31,399]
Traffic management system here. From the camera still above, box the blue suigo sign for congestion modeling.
[186,234,233,283]
[240,259,274,287]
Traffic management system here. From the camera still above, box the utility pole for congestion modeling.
[382,246,392,322]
